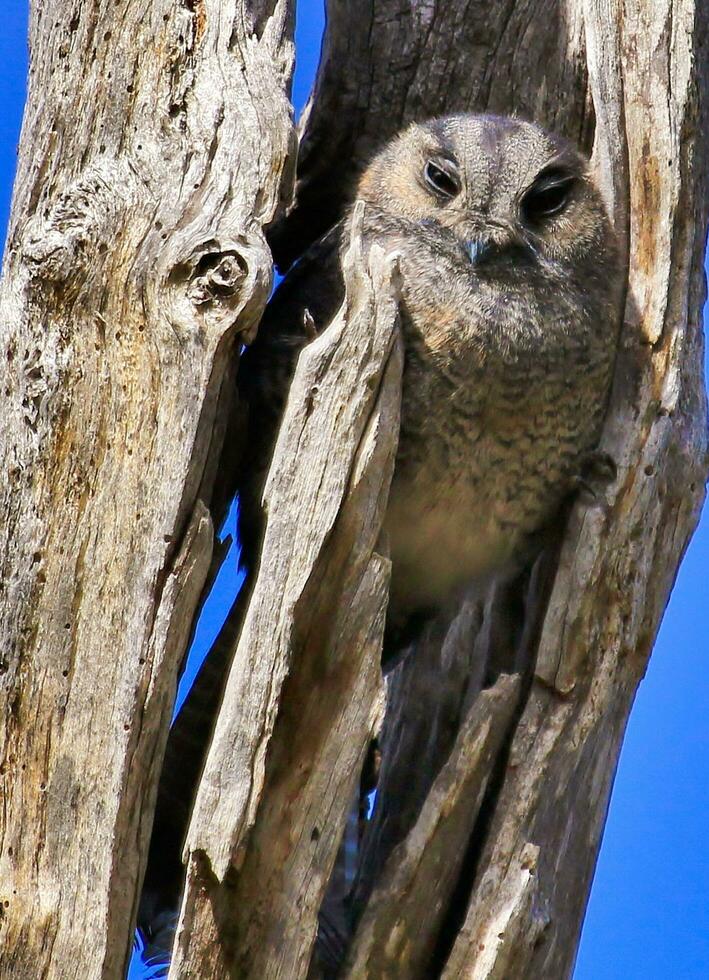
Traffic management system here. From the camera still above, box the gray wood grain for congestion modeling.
[171,211,404,978]
[443,2,709,974]
[0,2,295,975]
[342,674,522,980]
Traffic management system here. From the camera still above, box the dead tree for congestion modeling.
[0,1,706,979]
[0,2,295,976]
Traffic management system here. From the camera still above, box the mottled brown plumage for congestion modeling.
[240,113,621,633]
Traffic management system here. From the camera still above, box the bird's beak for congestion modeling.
[464,236,492,266]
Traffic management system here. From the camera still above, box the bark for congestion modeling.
[341,674,522,980]
[440,2,709,970]
[0,2,294,977]
[171,210,403,977]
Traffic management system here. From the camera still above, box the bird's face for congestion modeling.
[357,114,615,279]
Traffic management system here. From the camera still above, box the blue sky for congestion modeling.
[2,3,707,977]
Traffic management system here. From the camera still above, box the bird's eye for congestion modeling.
[424,160,460,200]
[521,170,577,223]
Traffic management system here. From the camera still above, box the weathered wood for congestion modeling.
[0,2,295,975]
[170,209,403,978]
[352,594,490,917]
[351,564,554,927]
[342,673,521,980]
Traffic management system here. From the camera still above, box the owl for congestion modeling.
[138,113,621,964]
[238,112,621,637]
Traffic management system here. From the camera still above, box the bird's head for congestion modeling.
[356,113,616,278]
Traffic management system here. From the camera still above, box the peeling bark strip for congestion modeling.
[171,209,403,978]
[0,1,294,976]
[342,674,522,980]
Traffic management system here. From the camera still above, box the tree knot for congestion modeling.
[187,251,248,307]
[165,232,271,344]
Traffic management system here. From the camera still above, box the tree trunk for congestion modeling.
[0,2,295,976]
[1,1,706,980]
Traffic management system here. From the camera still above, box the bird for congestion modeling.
[137,112,621,969]
[238,112,621,637]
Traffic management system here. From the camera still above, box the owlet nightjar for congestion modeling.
[238,112,621,635]
[138,113,621,962]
